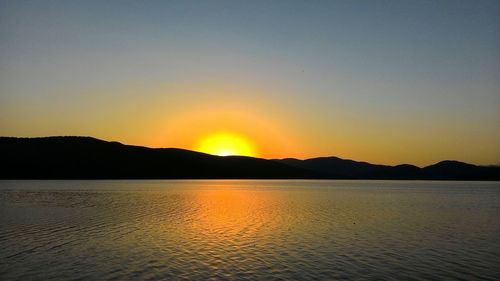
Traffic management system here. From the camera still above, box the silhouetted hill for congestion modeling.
[274,157,500,180]
[0,137,313,179]
[421,160,499,180]
[277,157,390,179]
[1,136,499,180]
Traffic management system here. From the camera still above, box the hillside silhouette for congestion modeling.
[1,136,499,180]
[0,137,312,179]
[275,157,500,180]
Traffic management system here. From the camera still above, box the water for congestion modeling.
[0,180,499,280]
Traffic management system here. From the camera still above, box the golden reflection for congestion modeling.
[190,187,274,239]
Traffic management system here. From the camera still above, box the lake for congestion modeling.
[0,180,499,280]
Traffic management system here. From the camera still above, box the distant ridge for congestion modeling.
[0,136,311,179]
[274,157,500,180]
[1,136,499,180]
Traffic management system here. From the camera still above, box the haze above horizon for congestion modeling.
[1,0,499,166]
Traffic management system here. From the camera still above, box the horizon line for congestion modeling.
[2,135,499,169]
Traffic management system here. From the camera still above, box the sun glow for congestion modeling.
[197,133,256,157]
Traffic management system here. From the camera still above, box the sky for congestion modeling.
[1,0,499,166]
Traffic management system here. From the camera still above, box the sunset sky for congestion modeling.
[1,0,499,166]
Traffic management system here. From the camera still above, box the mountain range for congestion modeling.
[1,136,499,180]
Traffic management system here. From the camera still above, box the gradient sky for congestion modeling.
[1,0,499,166]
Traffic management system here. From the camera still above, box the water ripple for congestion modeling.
[0,180,499,280]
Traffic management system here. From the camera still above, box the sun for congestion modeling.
[196,133,256,157]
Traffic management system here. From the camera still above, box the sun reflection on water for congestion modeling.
[188,187,275,241]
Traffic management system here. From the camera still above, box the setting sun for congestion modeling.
[196,133,256,157]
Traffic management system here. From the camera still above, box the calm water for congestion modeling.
[0,180,499,280]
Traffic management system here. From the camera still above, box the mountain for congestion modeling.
[421,160,499,180]
[274,157,500,180]
[1,136,499,180]
[276,157,393,179]
[0,137,313,179]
